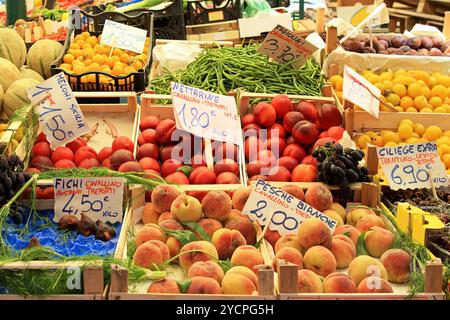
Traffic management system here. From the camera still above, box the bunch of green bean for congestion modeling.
[148,44,325,96]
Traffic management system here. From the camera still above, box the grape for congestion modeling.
[0,156,7,170]
[23,173,31,181]
[360,167,369,175]
[339,156,354,169]
[330,164,338,175]
[317,162,323,171]
[323,160,331,171]
[346,169,359,183]
[9,172,16,184]
[335,144,343,155]
[335,167,345,178]
[3,177,12,191]
[0,184,4,196]
[16,173,24,185]
[350,151,363,161]
[317,171,324,182]
[8,154,19,166]
[356,150,365,157]
[334,159,346,170]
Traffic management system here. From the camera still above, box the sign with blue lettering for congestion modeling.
[27,73,89,149]
[242,180,337,235]
[100,19,147,54]
[171,82,243,146]
[377,142,449,190]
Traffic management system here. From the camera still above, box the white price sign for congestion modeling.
[54,177,126,224]
[100,19,147,54]
[377,142,449,190]
[27,73,89,149]
[343,65,380,119]
[242,180,337,235]
[171,82,243,146]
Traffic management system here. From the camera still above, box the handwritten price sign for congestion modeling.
[242,180,337,235]
[54,177,126,224]
[259,24,318,68]
[171,82,243,146]
[377,142,449,190]
[27,73,89,149]
[100,19,147,54]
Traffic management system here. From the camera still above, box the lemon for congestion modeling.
[394,106,404,112]
[439,144,450,155]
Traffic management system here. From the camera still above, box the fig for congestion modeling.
[77,213,97,237]
[441,41,450,52]
[386,47,397,54]
[391,35,406,48]
[95,220,116,242]
[399,45,411,52]
[363,47,376,53]
[418,48,429,56]
[429,47,444,56]
[420,36,433,49]
[372,40,381,52]
[59,215,79,230]
[405,49,418,55]
[432,36,442,48]
[377,34,392,46]
[346,40,364,53]
[406,37,421,50]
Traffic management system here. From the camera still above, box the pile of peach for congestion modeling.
[133,184,264,295]
[242,95,344,182]
[135,115,241,185]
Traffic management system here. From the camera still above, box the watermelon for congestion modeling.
[0,28,27,68]
[27,39,64,79]
[3,79,39,117]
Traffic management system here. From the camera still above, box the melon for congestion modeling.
[0,84,4,111]
[0,28,27,68]
[27,39,64,79]
[0,58,21,91]
[20,67,44,82]
[3,79,39,117]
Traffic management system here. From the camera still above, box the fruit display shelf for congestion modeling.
[108,185,276,300]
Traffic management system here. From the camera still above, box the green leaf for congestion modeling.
[160,226,198,245]
[218,259,233,274]
[177,279,192,293]
[356,232,369,256]
[182,222,211,242]
[343,231,351,238]
[176,166,194,178]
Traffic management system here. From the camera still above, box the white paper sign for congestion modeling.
[54,177,126,224]
[100,19,147,54]
[242,180,337,235]
[171,82,243,146]
[377,142,449,190]
[27,73,89,149]
[343,65,380,118]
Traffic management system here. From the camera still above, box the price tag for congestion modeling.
[171,82,243,146]
[27,72,89,149]
[100,19,147,54]
[258,24,318,68]
[343,65,380,118]
[54,177,126,224]
[242,180,337,235]
[377,142,449,190]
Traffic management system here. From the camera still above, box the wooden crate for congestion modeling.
[186,21,241,43]
[108,184,277,300]
[0,119,23,154]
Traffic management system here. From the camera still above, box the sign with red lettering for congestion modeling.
[258,24,318,68]
[53,177,126,224]
[377,142,449,190]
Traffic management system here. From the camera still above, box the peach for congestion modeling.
[133,240,167,270]
[166,236,182,258]
[283,143,307,162]
[333,224,360,245]
[323,210,344,227]
[140,115,160,131]
[136,143,159,161]
[112,136,134,153]
[348,255,388,286]
[187,276,222,294]
[159,219,184,231]
[231,186,253,211]
[278,156,299,172]
[142,203,159,225]
[155,119,176,145]
[222,267,257,295]
[139,157,160,172]
[364,226,395,258]
[118,161,143,173]
[323,273,357,293]
[147,278,180,294]
[241,113,255,126]
[272,95,293,119]
[200,191,232,221]
[273,247,303,270]
[66,137,86,154]
[74,150,96,166]
[356,214,386,232]
[291,164,316,182]
[166,172,189,185]
[295,101,317,122]
[197,218,222,238]
[54,159,76,169]
[303,246,337,277]
[267,166,291,181]
[212,228,246,259]
[146,239,170,261]
[297,269,323,293]
[188,261,224,285]
[304,184,333,212]
[346,207,375,227]
[189,167,216,184]
[161,159,182,177]
[254,102,276,127]
[380,249,411,283]
[187,191,208,203]
[283,111,304,133]
[32,142,52,157]
[330,235,356,269]
[281,184,305,201]
[264,229,281,248]
[293,120,319,146]
[151,184,182,214]
[225,266,258,287]
[135,224,166,247]
[224,216,256,245]
[179,241,219,272]
[357,276,394,293]
[110,149,135,170]
[330,203,346,222]
[275,234,304,254]
[170,194,203,222]
[138,128,157,145]
[316,103,342,130]
[230,245,264,272]
[214,159,239,176]
[51,146,74,163]
[158,211,176,223]
[297,218,332,249]
[214,142,238,162]
[216,172,240,184]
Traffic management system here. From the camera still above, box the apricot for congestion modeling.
[230,245,264,272]
[151,184,182,213]
[118,161,143,172]
[166,236,182,258]
[224,216,256,245]
[142,203,159,225]
[187,276,222,294]
[283,111,304,133]
[212,228,246,259]
[275,234,304,254]
[356,214,386,232]
[216,172,240,184]
[281,184,305,201]
[297,269,323,293]
[346,207,375,227]
[231,186,252,211]
[179,241,219,272]
[135,224,166,247]
[112,136,134,153]
[364,226,395,258]
[197,218,223,238]
[348,255,388,286]
[278,156,299,172]
[291,164,317,182]
[222,266,257,295]
[323,210,344,227]
[303,245,337,277]
[32,142,52,157]
[357,276,393,293]
[110,149,134,170]
[323,273,357,293]
[188,261,224,285]
[273,247,303,270]
[254,102,276,127]
[283,143,307,162]
[330,235,356,269]
[330,203,346,222]
[304,184,333,212]
[297,218,332,249]
[189,167,216,184]
[51,146,74,163]
[147,278,180,293]
[333,224,360,245]
[171,194,203,222]
[138,128,157,145]
[140,115,160,131]
[264,229,281,248]
[380,249,411,283]
[202,191,231,221]
[133,240,168,270]
[155,119,176,145]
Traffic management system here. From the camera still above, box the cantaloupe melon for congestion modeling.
[0,28,27,68]
[0,58,21,92]
[20,67,44,82]
[3,79,39,117]
[0,84,4,112]
[27,39,64,79]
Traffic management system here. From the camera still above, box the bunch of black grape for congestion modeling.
[313,143,369,206]
[0,154,31,224]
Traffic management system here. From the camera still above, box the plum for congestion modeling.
[420,36,433,49]
[406,37,421,50]
[432,36,442,48]
[429,48,444,56]
[391,35,406,48]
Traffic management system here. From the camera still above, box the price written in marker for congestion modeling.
[171,82,243,146]
[53,177,126,224]
[100,19,147,54]
[27,72,89,149]
[377,142,449,190]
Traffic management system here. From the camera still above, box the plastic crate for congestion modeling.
[50,8,154,92]
[186,0,242,25]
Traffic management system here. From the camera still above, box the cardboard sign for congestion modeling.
[259,24,318,68]
[241,180,337,235]
[54,177,126,224]
[343,65,380,118]
[27,72,89,149]
[377,142,449,190]
[100,19,147,54]
[171,82,243,146]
